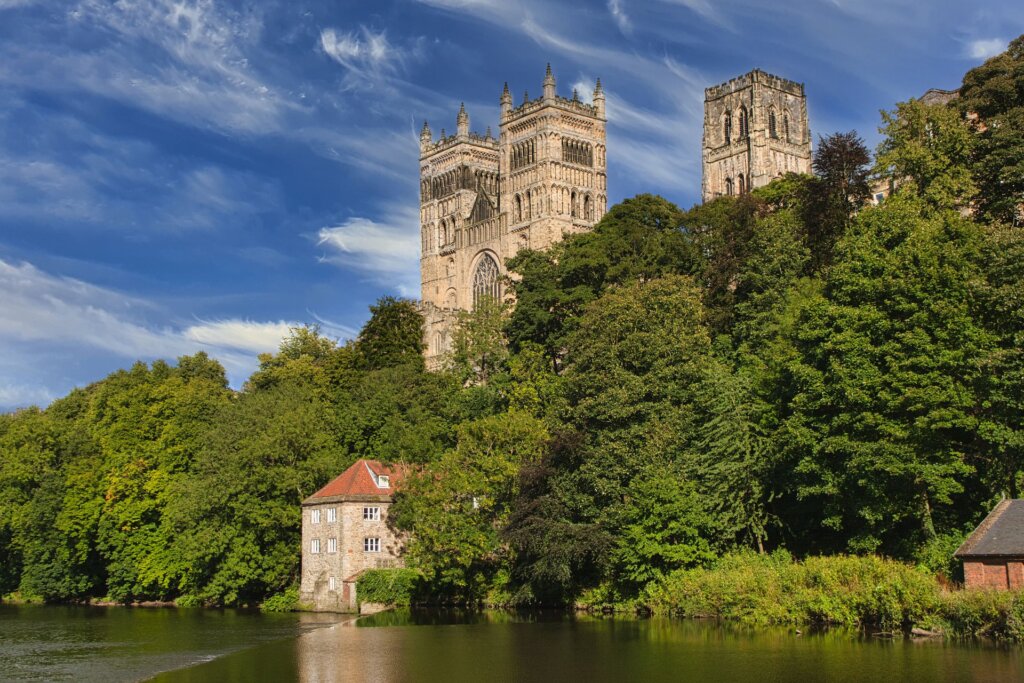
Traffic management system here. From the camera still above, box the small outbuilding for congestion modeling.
[954,499,1024,590]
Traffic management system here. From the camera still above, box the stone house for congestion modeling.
[954,499,1024,590]
[299,459,406,611]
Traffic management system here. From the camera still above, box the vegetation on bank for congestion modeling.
[0,35,1023,642]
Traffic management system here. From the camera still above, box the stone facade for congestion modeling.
[419,65,607,367]
[299,460,404,612]
[702,69,812,202]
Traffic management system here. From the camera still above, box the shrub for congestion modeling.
[642,551,940,631]
[357,569,423,606]
[260,584,301,613]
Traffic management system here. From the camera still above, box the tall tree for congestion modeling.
[805,131,872,270]
[959,34,1024,225]
[874,99,976,213]
[356,297,426,371]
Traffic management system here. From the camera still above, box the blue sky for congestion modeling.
[0,0,1021,409]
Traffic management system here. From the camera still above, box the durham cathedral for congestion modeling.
[418,66,812,366]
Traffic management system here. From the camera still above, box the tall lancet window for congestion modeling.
[472,254,501,308]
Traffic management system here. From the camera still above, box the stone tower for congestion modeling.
[702,69,811,202]
[419,65,607,366]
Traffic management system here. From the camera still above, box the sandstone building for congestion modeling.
[299,459,405,611]
[419,65,607,366]
[702,69,812,202]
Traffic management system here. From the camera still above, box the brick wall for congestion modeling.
[962,559,1024,589]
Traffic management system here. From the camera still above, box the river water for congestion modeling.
[2,605,1022,682]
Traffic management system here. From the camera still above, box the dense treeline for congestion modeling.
[2,39,1023,609]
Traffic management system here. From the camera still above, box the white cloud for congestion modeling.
[317,204,421,296]
[607,0,632,36]
[967,38,1006,60]
[0,258,300,395]
[0,383,55,410]
[183,319,296,355]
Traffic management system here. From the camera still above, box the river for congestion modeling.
[1,605,1022,682]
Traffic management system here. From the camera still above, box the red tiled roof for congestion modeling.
[306,459,406,501]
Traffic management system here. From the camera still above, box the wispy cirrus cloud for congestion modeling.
[607,0,632,36]
[0,258,306,406]
[320,26,408,84]
[316,204,421,296]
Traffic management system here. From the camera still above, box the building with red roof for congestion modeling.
[299,459,407,611]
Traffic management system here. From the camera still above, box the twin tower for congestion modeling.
[418,66,811,365]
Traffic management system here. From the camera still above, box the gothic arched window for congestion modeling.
[783,113,790,142]
[769,110,778,139]
[725,177,734,196]
[724,111,732,144]
[514,195,522,223]
[739,107,749,138]
[525,190,532,219]
[584,194,592,220]
[570,191,577,218]
[472,253,501,308]
[738,174,746,194]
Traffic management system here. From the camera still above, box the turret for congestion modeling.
[593,78,605,119]
[456,102,469,137]
[543,63,556,101]
[500,82,512,119]
[419,120,432,152]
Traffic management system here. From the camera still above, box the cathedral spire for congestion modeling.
[500,81,512,118]
[456,102,469,137]
[419,120,432,151]
[593,78,605,118]
[543,63,556,101]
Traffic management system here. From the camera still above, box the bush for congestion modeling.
[642,551,940,631]
[260,584,301,613]
[939,589,1024,640]
[357,569,422,606]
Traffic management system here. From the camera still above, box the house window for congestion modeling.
[364,538,381,553]
[311,539,320,554]
[377,475,390,489]
[326,507,337,523]
[364,506,381,521]
[311,509,321,524]
[327,537,337,553]
[329,576,337,591]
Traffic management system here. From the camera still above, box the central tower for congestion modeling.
[419,65,607,365]
[702,69,811,202]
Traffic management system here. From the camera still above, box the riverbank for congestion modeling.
[629,552,1024,641]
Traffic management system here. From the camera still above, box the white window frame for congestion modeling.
[326,507,337,523]
[311,538,320,554]
[327,537,337,554]
[311,509,321,524]
[363,506,381,521]
[328,576,337,591]
[377,475,390,489]
[364,537,381,553]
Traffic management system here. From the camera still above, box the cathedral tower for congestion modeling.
[702,69,811,202]
[419,65,607,365]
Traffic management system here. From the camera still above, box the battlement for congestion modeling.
[705,69,804,100]
[506,94,600,122]
[420,131,499,159]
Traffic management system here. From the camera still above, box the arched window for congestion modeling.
[739,107,748,138]
[514,195,522,223]
[725,177,734,196]
[724,111,732,144]
[445,288,457,309]
[584,194,592,220]
[738,174,746,194]
[783,113,790,142]
[472,253,501,308]
[525,190,532,219]
[769,110,778,139]
[439,220,447,246]
[446,258,455,278]
[570,191,577,218]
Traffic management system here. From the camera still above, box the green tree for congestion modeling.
[356,297,425,370]
[805,131,872,270]
[784,196,990,554]
[390,411,548,599]
[874,99,976,213]
[450,296,509,385]
[959,35,1024,225]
